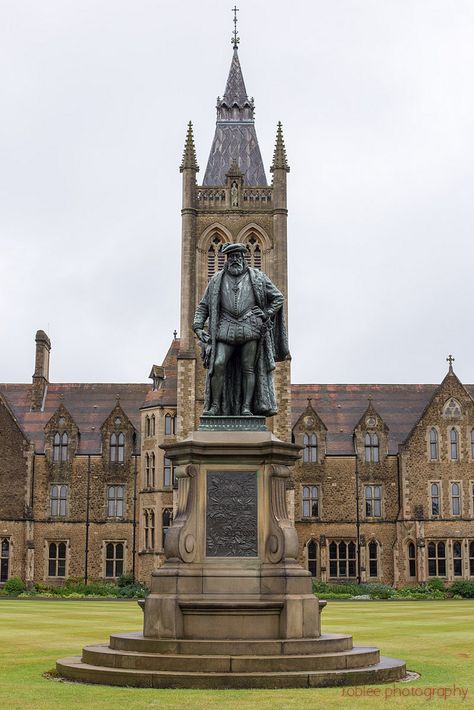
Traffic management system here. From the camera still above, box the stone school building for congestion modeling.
[1,41,473,590]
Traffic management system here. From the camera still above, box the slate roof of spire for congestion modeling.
[203,48,267,187]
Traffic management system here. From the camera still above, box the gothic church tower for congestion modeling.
[178,31,291,441]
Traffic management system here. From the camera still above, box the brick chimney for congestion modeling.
[31,330,51,411]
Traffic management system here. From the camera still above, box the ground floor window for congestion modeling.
[144,509,155,550]
[48,542,66,577]
[329,540,357,578]
[470,542,474,577]
[307,539,318,577]
[408,542,416,578]
[368,540,379,578]
[162,509,173,548]
[427,541,446,577]
[1,538,10,582]
[453,541,463,577]
[105,542,124,578]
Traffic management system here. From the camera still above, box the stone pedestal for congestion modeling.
[57,428,407,688]
[144,429,320,641]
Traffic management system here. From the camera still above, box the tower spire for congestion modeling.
[180,121,199,172]
[270,122,290,173]
[231,5,240,49]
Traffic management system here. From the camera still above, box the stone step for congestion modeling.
[109,631,353,656]
[82,644,380,673]
[57,655,407,689]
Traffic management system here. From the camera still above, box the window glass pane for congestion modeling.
[428,559,436,576]
[438,542,445,557]
[105,560,114,577]
[438,559,446,576]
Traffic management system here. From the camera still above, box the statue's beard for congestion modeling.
[227,261,245,276]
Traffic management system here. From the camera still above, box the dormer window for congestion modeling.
[110,432,125,463]
[302,433,317,463]
[53,432,68,463]
[364,433,379,463]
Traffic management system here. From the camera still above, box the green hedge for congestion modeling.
[1,574,149,599]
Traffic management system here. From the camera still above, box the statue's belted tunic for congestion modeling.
[193,265,289,416]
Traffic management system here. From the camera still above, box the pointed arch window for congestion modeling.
[50,484,68,517]
[450,428,459,461]
[151,414,155,436]
[244,234,262,270]
[368,540,379,578]
[145,454,152,488]
[408,542,416,578]
[364,433,379,463]
[302,485,319,518]
[162,508,173,548]
[107,485,124,518]
[110,432,125,463]
[429,428,438,461]
[53,432,68,462]
[1,538,10,582]
[453,541,463,576]
[207,235,226,280]
[303,433,318,463]
[145,416,150,437]
[307,540,318,577]
[144,509,155,550]
[431,482,441,516]
[150,452,155,488]
[451,482,461,516]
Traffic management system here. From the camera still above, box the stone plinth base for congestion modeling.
[56,429,407,688]
[57,631,407,688]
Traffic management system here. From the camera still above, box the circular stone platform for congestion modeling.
[56,631,407,688]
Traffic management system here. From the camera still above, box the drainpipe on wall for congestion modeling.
[132,453,138,583]
[353,435,361,584]
[84,454,91,585]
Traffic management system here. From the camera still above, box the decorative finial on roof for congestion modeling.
[231,6,240,49]
[307,397,312,406]
[447,354,455,372]
[116,394,120,401]
[173,329,177,340]
[270,122,290,173]
[180,121,199,173]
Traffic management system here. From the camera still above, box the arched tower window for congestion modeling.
[110,432,125,463]
[53,432,68,462]
[302,433,318,463]
[244,234,262,269]
[368,540,379,577]
[207,235,226,280]
[450,428,459,460]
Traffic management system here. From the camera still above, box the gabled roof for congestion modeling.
[0,383,148,454]
[202,48,267,187]
[141,338,179,409]
[290,384,467,455]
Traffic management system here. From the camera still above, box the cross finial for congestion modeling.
[173,329,177,340]
[231,6,240,48]
[447,354,455,371]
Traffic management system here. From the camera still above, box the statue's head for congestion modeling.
[222,243,248,276]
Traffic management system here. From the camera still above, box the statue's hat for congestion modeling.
[221,242,248,256]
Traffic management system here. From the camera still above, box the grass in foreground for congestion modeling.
[0,599,472,710]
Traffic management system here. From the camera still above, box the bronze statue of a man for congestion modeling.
[193,243,289,417]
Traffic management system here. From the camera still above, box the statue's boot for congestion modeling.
[241,372,255,416]
[203,403,220,416]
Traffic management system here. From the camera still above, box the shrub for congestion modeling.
[117,572,135,588]
[449,581,474,599]
[427,577,445,592]
[3,577,26,596]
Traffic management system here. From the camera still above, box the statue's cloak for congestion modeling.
[193,267,290,416]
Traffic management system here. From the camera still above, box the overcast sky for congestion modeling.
[1,1,474,386]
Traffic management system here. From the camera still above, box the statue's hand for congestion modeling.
[195,328,210,344]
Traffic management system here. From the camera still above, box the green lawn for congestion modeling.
[0,599,472,709]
